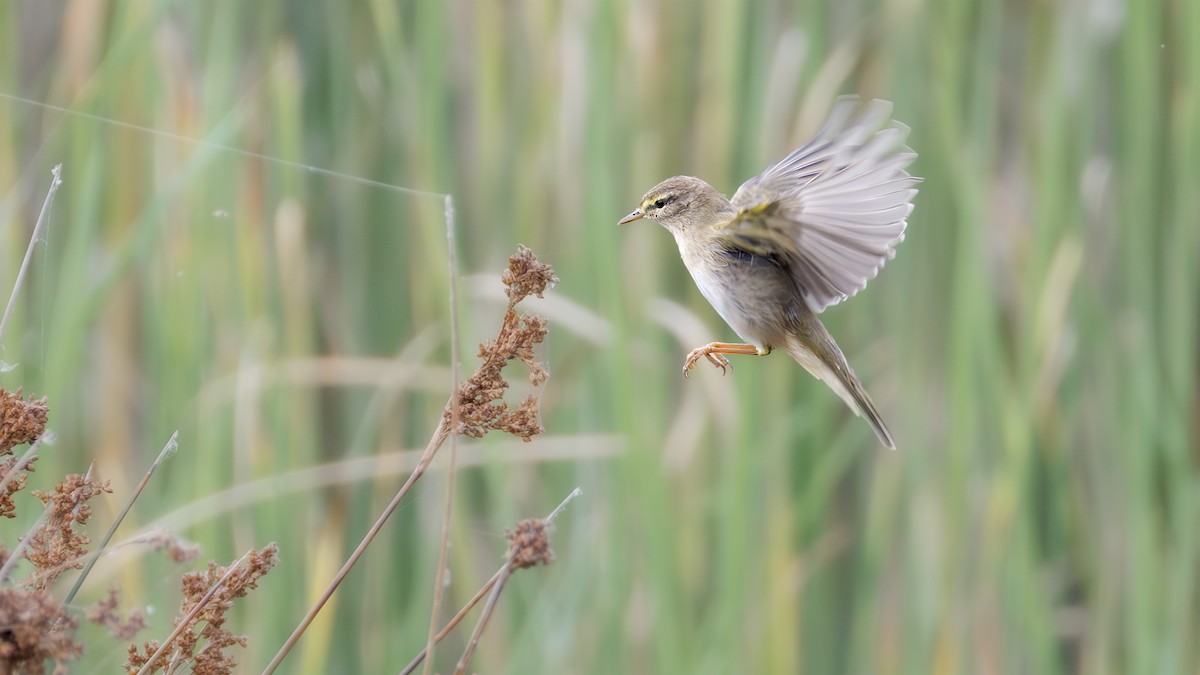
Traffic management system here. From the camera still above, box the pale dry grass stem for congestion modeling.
[62,431,180,607]
[0,165,62,348]
[425,196,461,675]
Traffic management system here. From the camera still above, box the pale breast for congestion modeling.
[673,233,794,349]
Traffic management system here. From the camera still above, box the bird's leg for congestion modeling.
[682,342,770,377]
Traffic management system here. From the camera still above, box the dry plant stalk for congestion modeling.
[424,244,557,672]
[0,428,148,675]
[1,167,277,675]
[0,394,259,674]
[0,411,274,675]
[63,432,184,607]
[265,246,558,673]
[0,164,62,346]
[401,487,579,675]
[0,165,106,673]
[451,500,572,675]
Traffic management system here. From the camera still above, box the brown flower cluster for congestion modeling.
[25,473,112,591]
[135,528,202,564]
[505,517,555,570]
[0,388,47,522]
[0,388,47,454]
[444,246,557,442]
[0,395,103,673]
[125,543,280,675]
[0,455,36,520]
[0,587,81,673]
[0,379,272,674]
[86,586,147,640]
[500,244,558,302]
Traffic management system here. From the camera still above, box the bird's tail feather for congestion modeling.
[783,338,896,450]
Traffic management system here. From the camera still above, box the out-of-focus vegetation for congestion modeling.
[0,1,1196,673]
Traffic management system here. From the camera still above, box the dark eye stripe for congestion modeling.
[650,194,676,210]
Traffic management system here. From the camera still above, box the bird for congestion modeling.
[618,97,918,449]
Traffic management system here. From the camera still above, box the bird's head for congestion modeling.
[618,176,731,233]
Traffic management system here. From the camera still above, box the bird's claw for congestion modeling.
[682,347,732,377]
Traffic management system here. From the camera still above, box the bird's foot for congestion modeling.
[683,346,733,377]
[682,342,767,377]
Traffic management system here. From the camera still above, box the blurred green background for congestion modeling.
[1,0,1197,673]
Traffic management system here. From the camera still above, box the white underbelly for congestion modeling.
[675,236,766,347]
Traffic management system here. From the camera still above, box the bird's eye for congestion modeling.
[653,198,667,209]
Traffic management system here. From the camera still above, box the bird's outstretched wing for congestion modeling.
[727,98,919,312]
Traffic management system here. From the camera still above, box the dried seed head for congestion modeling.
[444,247,553,442]
[124,543,279,674]
[0,455,36,520]
[0,388,48,454]
[502,244,558,303]
[86,586,147,640]
[26,474,112,590]
[136,528,202,563]
[0,587,82,670]
[505,518,555,570]
[491,395,543,442]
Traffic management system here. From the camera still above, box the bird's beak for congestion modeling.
[618,209,644,225]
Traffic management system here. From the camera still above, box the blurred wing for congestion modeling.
[729,98,920,312]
